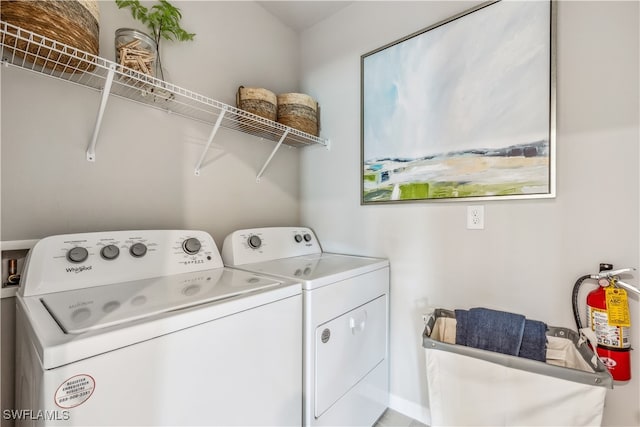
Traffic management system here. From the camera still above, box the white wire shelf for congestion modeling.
[0,21,328,177]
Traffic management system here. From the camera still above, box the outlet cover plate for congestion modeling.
[467,205,485,229]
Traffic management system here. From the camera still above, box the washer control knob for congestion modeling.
[303,233,312,242]
[182,238,202,255]
[100,244,120,260]
[129,242,148,258]
[67,247,89,263]
[294,234,303,243]
[248,235,262,249]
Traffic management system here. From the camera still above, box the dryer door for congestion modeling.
[314,294,387,417]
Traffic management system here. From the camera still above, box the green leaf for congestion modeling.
[115,0,149,23]
[115,0,195,42]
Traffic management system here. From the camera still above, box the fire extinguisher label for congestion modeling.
[588,307,630,348]
[604,287,631,327]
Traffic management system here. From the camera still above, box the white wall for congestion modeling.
[1,1,303,245]
[300,1,639,426]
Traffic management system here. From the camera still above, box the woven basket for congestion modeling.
[1,0,100,72]
[277,93,319,136]
[236,86,277,121]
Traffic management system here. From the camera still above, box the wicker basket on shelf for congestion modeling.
[236,86,277,121]
[1,0,100,72]
[277,93,319,136]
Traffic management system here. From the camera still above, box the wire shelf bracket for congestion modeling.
[194,109,226,176]
[256,129,290,183]
[86,64,115,162]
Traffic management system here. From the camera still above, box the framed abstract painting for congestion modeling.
[361,0,556,204]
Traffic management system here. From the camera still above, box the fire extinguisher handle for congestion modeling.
[616,280,640,296]
[595,267,636,279]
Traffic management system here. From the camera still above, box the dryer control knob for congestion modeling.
[303,233,312,242]
[100,244,120,260]
[248,235,262,249]
[182,238,202,255]
[294,234,303,243]
[129,242,148,258]
[67,247,89,263]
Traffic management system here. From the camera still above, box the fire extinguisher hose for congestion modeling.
[572,274,592,330]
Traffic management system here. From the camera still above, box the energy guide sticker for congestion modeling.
[55,374,95,408]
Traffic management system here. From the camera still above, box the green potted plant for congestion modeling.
[115,0,195,80]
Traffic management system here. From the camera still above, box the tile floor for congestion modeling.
[375,409,427,427]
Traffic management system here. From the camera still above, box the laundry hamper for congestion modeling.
[422,309,612,426]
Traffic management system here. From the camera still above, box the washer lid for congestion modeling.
[40,268,283,334]
[238,253,389,289]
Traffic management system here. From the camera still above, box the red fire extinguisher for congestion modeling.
[572,263,638,381]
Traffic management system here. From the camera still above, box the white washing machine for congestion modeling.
[221,227,389,427]
[15,230,302,426]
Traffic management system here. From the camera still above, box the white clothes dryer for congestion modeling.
[222,227,389,427]
[15,230,302,426]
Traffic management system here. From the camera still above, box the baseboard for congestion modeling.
[388,393,431,426]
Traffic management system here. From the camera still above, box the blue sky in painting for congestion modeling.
[363,1,550,161]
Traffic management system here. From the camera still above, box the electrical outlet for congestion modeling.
[467,205,485,229]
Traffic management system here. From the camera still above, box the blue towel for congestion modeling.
[464,307,526,356]
[518,319,547,362]
[454,309,469,347]
[454,307,547,361]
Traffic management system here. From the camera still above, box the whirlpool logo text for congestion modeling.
[65,265,92,274]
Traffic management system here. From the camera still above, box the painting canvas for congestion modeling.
[361,0,555,203]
